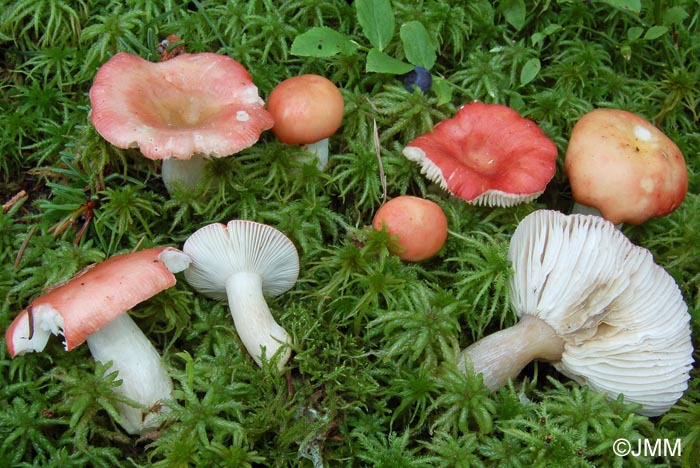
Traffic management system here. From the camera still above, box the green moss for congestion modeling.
[1,0,698,466]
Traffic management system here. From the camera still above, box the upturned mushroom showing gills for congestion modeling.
[565,108,688,225]
[5,247,192,434]
[402,102,558,207]
[459,210,693,417]
[266,74,344,170]
[89,51,274,195]
[182,220,299,371]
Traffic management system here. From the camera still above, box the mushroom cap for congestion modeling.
[182,220,300,301]
[402,102,558,207]
[565,108,687,225]
[5,247,191,355]
[372,195,448,262]
[89,52,274,160]
[266,74,344,145]
[509,210,693,416]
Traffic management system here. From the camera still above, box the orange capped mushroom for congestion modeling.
[266,74,344,169]
[372,195,448,262]
[565,108,688,225]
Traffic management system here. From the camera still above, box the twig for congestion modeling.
[372,117,387,203]
[2,190,27,213]
[15,225,37,268]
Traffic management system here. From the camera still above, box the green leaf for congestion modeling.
[500,0,526,31]
[599,0,641,14]
[627,26,644,40]
[644,25,668,40]
[519,58,541,85]
[663,6,689,25]
[531,23,561,47]
[399,21,436,69]
[356,0,395,51]
[365,48,414,74]
[290,27,357,57]
[431,77,454,106]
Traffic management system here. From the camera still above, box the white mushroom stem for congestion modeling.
[86,314,173,434]
[458,314,565,391]
[302,138,329,171]
[161,154,208,196]
[225,271,292,371]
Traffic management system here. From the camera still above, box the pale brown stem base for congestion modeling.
[458,315,565,391]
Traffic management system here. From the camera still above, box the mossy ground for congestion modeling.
[1,0,699,466]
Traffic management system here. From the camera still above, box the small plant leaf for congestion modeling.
[291,27,357,57]
[531,23,561,47]
[399,21,436,70]
[663,6,689,25]
[627,26,644,40]
[500,0,526,31]
[600,0,641,14]
[644,26,668,40]
[520,58,541,85]
[431,77,454,106]
[366,48,414,74]
[356,0,395,51]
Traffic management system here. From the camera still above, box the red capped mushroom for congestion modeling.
[402,102,558,207]
[372,195,448,262]
[565,108,688,225]
[89,51,274,194]
[5,247,191,434]
[266,74,344,170]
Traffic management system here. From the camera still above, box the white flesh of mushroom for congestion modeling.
[183,220,299,371]
[302,138,329,171]
[161,154,208,196]
[86,313,174,434]
[460,210,693,416]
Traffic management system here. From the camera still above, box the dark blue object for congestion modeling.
[402,66,432,93]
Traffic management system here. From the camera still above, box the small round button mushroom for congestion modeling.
[5,247,192,434]
[565,108,688,225]
[403,102,558,207]
[372,195,448,262]
[266,74,344,170]
[459,210,693,416]
[182,220,299,371]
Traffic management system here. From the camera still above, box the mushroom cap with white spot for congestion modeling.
[564,108,687,225]
[183,220,299,301]
[509,210,693,416]
[89,52,274,160]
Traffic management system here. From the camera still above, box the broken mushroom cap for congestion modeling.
[182,220,299,371]
[89,51,274,193]
[5,247,192,434]
[266,74,344,170]
[565,108,688,225]
[372,195,448,262]
[403,102,558,207]
[459,210,693,416]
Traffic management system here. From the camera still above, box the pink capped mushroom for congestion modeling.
[5,247,192,434]
[403,102,558,206]
[89,50,274,194]
[565,108,688,225]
